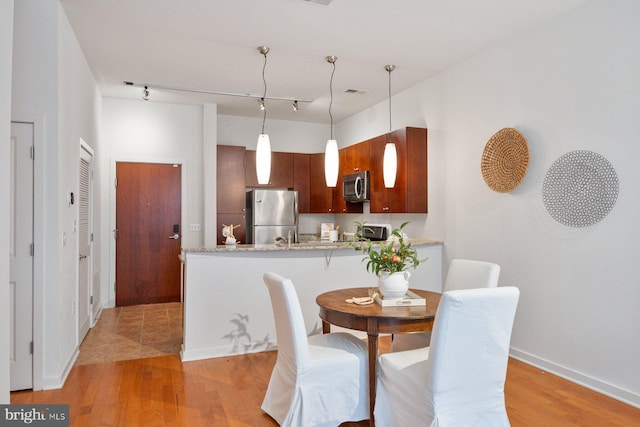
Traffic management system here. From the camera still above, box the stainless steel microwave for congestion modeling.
[343,171,370,202]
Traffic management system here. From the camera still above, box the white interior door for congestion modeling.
[10,122,34,391]
[78,142,93,342]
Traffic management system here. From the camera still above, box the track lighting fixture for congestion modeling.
[292,100,299,112]
[142,86,150,101]
[123,81,312,106]
[324,55,339,188]
[256,46,272,185]
[258,98,266,111]
[383,64,397,188]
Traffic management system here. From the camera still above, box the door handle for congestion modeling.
[79,255,87,260]
[168,234,180,240]
[355,176,363,199]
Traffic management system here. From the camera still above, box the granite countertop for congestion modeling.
[182,238,442,253]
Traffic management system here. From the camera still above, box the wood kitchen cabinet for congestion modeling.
[245,150,294,188]
[340,141,371,175]
[309,153,336,213]
[333,142,368,213]
[370,127,428,213]
[293,153,310,213]
[217,145,247,243]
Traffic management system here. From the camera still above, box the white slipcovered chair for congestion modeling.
[375,286,520,426]
[391,259,501,352]
[261,272,369,426]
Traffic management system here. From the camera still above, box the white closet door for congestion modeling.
[78,142,93,343]
[10,122,33,391]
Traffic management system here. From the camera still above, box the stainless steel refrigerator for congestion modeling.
[246,189,298,244]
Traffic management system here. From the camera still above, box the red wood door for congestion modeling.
[116,162,181,306]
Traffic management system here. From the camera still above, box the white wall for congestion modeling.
[58,3,101,382]
[100,98,204,306]
[58,5,102,379]
[0,0,15,404]
[11,0,101,389]
[340,0,640,407]
[12,0,61,390]
[218,114,327,153]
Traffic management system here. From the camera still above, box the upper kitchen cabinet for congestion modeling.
[340,140,371,174]
[333,141,368,213]
[293,153,311,213]
[309,153,336,213]
[370,127,428,213]
[217,145,247,243]
[245,150,294,188]
[217,145,246,213]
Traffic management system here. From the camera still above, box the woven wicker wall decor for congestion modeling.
[542,150,619,228]
[481,128,530,192]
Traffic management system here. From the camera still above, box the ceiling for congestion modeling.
[60,0,589,124]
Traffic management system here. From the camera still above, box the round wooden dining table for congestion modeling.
[316,287,441,426]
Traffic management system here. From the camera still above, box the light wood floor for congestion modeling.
[11,335,640,426]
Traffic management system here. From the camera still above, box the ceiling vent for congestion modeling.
[344,88,369,95]
[300,0,333,5]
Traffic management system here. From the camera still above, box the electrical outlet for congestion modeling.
[190,223,201,231]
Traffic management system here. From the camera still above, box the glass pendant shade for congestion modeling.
[324,139,339,187]
[256,133,271,185]
[383,141,397,188]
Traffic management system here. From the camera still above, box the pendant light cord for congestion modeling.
[388,67,392,139]
[329,61,335,140]
[261,51,268,134]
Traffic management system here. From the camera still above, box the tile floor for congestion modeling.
[75,302,183,365]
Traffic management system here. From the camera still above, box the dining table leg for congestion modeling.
[321,320,331,334]
[367,319,379,426]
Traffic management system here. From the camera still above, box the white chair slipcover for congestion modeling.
[261,272,369,426]
[375,286,520,427]
[391,259,501,352]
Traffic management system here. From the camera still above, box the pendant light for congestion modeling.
[256,46,271,185]
[383,64,397,188]
[325,55,339,187]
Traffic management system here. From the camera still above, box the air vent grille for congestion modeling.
[344,89,369,95]
[300,0,332,5]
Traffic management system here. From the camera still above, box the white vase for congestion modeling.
[378,271,411,299]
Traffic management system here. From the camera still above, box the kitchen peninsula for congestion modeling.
[180,239,442,362]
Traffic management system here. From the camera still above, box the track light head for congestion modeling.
[292,100,299,112]
[258,98,266,111]
[142,86,150,101]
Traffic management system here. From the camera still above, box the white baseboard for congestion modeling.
[42,348,79,390]
[91,305,104,327]
[510,347,640,409]
[180,342,276,362]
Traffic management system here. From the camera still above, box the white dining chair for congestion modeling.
[261,272,369,426]
[390,258,500,352]
[375,286,520,426]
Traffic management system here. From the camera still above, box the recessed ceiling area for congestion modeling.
[59,0,590,123]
